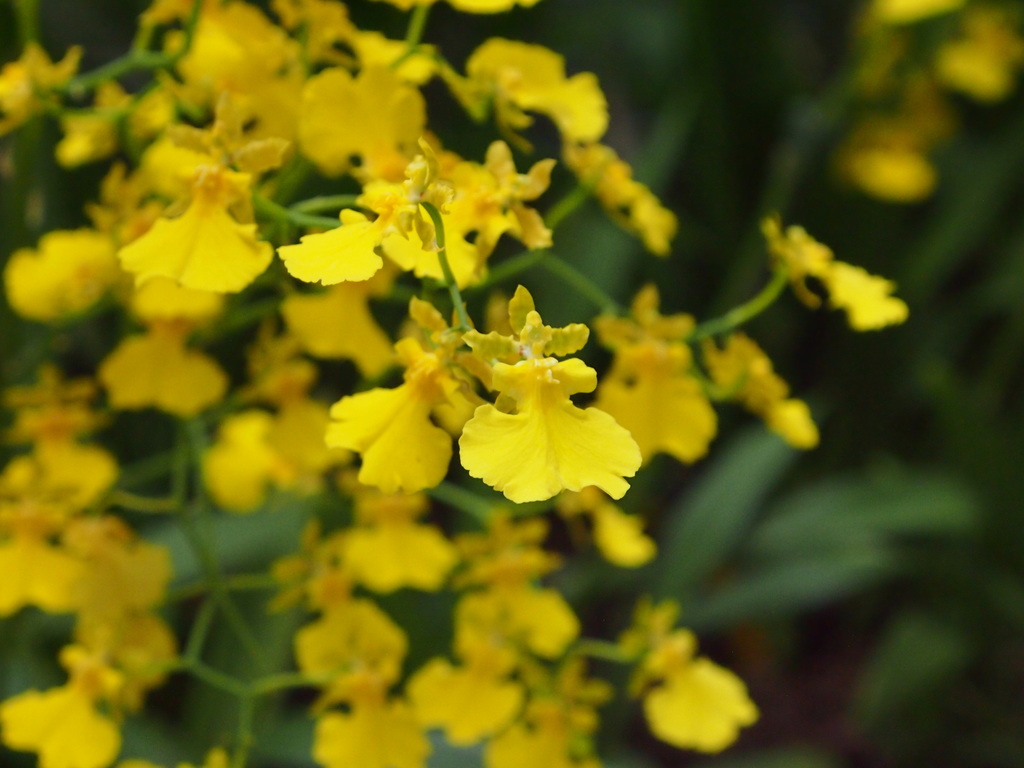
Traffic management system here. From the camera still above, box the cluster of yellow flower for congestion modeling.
[839,0,1024,202]
[0,1,909,767]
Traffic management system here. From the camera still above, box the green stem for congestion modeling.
[428,481,494,523]
[248,671,318,696]
[179,421,269,671]
[544,183,593,231]
[119,451,176,488]
[231,694,256,768]
[183,597,218,661]
[470,249,546,292]
[64,51,169,98]
[253,193,339,231]
[170,573,279,603]
[419,201,472,331]
[404,3,431,48]
[539,254,622,314]
[15,0,40,45]
[63,0,202,98]
[197,296,281,342]
[109,489,179,514]
[573,639,635,664]
[185,660,249,697]
[289,194,361,215]
[687,263,789,341]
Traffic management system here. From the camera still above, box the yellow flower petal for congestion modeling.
[4,229,120,322]
[823,261,909,331]
[313,701,429,768]
[595,345,717,465]
[203,411,277,512]
[591,501,656,568]
[644,658,758,753]
[345,524,457,593]
[327,385,451,494]
[407,658,523,745]
[299,66,425,179]
[765,399,819,449]
[281,283,393,375]
[99,330,228,417]
[0,537,81,616]
[0,686,121,768]
[460,360,641,503]
[277,211,383,285]
[505,588,580,658]
[118,195,272,293]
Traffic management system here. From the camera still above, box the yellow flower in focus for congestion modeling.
[460,287,640,503]
[326,336,463,494]
[461,355,640,503]
[458,39,608,145]
[4,229,121,323]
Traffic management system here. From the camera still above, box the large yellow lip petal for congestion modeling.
[459,396,640,503]
[118,199,272,293]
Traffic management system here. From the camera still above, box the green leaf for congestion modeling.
[685,549,897,632]
[854,612,973,730]
[653,427,798,601]
[750,469,977,557]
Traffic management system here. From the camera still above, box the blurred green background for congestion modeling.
[3,0,1024,767]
